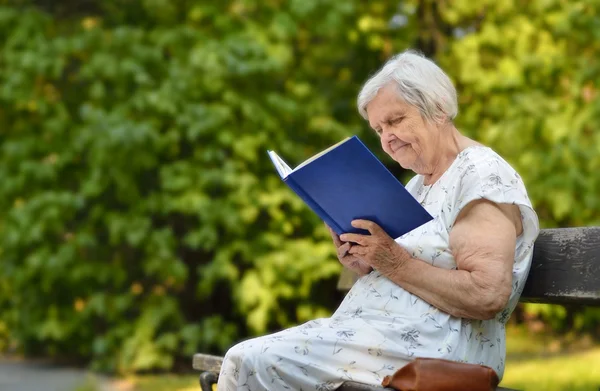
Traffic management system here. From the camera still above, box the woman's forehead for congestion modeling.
[369,87,411,110]
[367,91,412,122]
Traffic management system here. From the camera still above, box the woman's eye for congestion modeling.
[391,117,404,125]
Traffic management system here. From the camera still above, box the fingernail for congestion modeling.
[340,234,347,241]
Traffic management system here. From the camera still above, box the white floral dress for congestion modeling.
[218,146,539,391]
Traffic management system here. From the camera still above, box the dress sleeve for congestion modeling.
[442,149,539,256]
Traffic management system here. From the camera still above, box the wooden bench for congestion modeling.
[193,227,600,390]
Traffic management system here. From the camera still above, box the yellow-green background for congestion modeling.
[0,0,599,389]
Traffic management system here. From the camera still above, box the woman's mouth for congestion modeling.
[390,141,408,152]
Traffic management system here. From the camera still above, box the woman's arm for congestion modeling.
[341,200,523,320]
[391,200,521,320]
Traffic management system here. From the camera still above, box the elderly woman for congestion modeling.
[217,50,539,390]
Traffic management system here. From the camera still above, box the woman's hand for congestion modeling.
[326,225,373,276]
[339,219,411,276]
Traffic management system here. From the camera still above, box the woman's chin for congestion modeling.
[399,164,412,172]
[392,153,416,170]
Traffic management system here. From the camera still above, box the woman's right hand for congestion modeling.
[326,225,373,276]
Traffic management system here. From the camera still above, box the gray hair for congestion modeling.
[357,50,458,124]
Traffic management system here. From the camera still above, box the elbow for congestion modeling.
[473,290,511,320]
[477,306,502,321]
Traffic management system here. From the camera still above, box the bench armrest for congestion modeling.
[193,353,223,373]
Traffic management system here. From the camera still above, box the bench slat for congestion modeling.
[337,382,391,390]
[193,354,223,373]
[338,382,518,391]
[522,227,600,305]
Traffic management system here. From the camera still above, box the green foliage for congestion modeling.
[435,0,600,333]
[437,0,600,228]
[524,303,600,336]
[0,0,403,372]
[1,0,600,373]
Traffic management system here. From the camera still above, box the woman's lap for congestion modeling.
[217,317,408,390]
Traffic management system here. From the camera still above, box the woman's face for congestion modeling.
[366,85,439,174]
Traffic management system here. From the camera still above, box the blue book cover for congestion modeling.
[267,136,433,238]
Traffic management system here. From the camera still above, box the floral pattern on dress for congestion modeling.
[218,146,539,390]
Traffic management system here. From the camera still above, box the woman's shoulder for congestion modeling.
[454,145,520,181]
[446,144,539,246]
[446,145,533,210]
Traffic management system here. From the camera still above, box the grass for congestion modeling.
[126,374,199,391]
[111,326,600,391]
[502,348,600,391]
[501,326,600,391]
[73,376,105,391]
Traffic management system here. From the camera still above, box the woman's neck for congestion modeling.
[422,127,475,186]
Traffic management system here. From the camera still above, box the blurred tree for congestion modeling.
[0,0,598,373]
[435,0,600,334]
[0,0,416,372]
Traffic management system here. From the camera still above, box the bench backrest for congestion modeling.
[338,227,600,306]
[521,227,600,305]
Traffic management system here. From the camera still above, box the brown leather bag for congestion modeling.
[381,358,499,391]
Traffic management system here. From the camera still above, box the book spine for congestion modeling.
[285,177,344,234]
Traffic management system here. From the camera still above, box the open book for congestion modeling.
[267,136,433,238]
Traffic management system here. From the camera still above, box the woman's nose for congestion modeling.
[381,128,395,140]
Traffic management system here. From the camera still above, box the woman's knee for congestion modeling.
[222,336,264,369]
[219,341,250,386]
[223,341,243,361]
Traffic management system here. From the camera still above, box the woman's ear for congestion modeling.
[435,116,452,129]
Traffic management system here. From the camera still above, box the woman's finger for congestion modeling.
[347,244,367,256]
[326,224,343,247]
[351,219,387,237]
[338,242,352,258]
[339,232,368,245]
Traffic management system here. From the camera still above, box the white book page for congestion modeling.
[268,150,292,178]
[269,137,351,178]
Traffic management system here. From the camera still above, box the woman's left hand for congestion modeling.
[339,219,412,276]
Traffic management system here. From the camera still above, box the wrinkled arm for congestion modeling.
[387,200,522,320]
